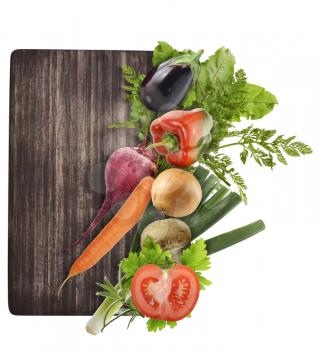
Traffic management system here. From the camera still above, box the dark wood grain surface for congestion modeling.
[8,49,152,315]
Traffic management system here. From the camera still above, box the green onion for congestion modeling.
[185,192,242,240]
[192,165,210,184]
[205,220,265,255]
[201,174,219,201]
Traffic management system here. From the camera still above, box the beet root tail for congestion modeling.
[63,195,113,252]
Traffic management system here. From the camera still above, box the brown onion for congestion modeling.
[151,168,202,217]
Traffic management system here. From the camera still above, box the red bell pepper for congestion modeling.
[150,108,213,167]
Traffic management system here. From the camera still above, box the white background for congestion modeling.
[1,0,318,349]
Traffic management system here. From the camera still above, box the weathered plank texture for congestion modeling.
[9,50,152,315]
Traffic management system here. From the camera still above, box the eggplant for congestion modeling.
[140,50,203,113]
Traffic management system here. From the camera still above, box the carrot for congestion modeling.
[58,176,154,296]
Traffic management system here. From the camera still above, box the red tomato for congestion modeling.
[131,264,200,321]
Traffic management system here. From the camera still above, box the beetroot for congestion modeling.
[65,145,157,251]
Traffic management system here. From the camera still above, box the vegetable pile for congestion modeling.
[59,41,312,335]
[113,41,312,202]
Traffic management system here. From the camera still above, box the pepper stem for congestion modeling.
[147,133,180,152]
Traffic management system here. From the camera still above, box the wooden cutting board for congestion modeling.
[8,49,152,315]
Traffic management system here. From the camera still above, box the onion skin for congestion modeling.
[151,169,202,217]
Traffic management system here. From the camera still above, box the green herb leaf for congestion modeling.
[108,120,138,129]
[241,83,278,119]
[122,238,173,280]
[118,65,156,141]
[152,41,179,66]
[152,41,195,67]
[219,126,312,170]
[289,141,313,155]
[180,85,197,109]
[146,319,177,332]
[200,153,247,203]
[196,272,212,290]
[180,239,212,290]
[120,252,142,279]
[196,47,235,98]
[180,239,211,271]
[240,149,248,164]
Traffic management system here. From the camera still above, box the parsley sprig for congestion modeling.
[121,238,174,279]
[180,239,212,290]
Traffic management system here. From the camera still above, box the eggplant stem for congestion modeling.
[191,49,204,62]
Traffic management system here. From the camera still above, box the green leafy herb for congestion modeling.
[177,46,278,151]
[180,239,212,290]
[220,126,313,166]
[197,126,311,200]
[152,41,179,66]
[152,41,194,66]
[197,47,235,93]
[180,239,211,270]
[193,47,276,122]
[241,84,278,119]
[147,319,177,332]
[122,237,174,281]
[196,272,212,290]
[95,273,142,332]
[200,153,247,203]
[109,65,155,140]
